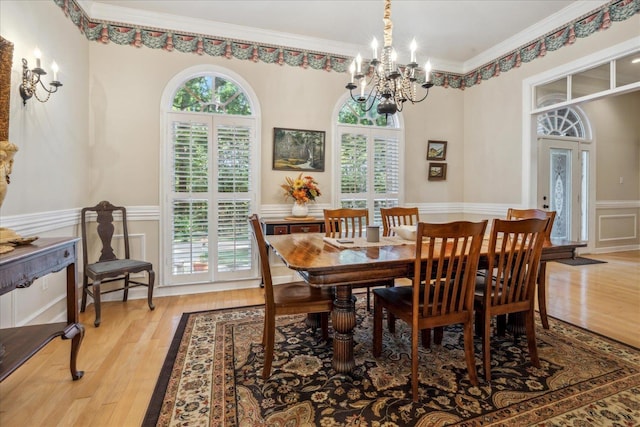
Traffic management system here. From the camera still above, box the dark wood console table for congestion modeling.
[261,217,326,235]
[0,237,84,382]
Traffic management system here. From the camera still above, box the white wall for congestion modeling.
[1,0,91,327]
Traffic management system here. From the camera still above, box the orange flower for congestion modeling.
[281,173,321,203]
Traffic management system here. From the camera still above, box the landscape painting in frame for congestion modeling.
[428,162,447,181]
[427,140,447,161]
[273,127,325,172]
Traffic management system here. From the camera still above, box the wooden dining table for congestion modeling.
[265,232,586,374]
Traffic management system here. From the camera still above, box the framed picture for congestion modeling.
[273,127,325,172]
[428,162,447,181]
[427,140,447,161]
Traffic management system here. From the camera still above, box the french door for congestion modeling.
[538,137,592,246]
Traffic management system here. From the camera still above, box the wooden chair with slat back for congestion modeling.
[474,217,548,381]
[380,206,419,237]
[248,214,334,379]
[373,220,487,401]
[80,201,155,327]
[506,208,556,329]
[323,208,390,311]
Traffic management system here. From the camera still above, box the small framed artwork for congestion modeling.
[273,127,325,172]
[428,162,447,181]
[427,140,447,161]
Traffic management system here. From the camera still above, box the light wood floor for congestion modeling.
[0,251,638,426]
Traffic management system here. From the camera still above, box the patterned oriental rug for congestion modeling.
[143,301,640,426]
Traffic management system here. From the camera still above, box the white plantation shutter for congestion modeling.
[373,136,400,224]
[169,118,211,280]
[337,125,402,223]
[214,122,252,275]
[166,112,256,285]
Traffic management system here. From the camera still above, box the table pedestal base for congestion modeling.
[331,285,356,373]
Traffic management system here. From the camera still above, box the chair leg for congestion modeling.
[123,274,130,302]
[366,288,371,311]
[433,326,443,345]
[147,270,155,310]
[463,320,479,386]
[262,313,276,379]
[388,312,396,333]
[421,329,431,348]
[525,310,540,368]
[80,276,88,313]
[537,263,549,329]
[483,313,492,381]
[373,296,383,357]
[93,281,102,327]
[411,326,420,402]
[320,313,329,341]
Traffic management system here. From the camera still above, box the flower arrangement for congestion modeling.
[281,173,321,204]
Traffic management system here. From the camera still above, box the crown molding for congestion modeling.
[464,0,611,72]
[60,0,639,90]
[78,0,366,57]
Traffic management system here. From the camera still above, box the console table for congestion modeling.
[261,217,325,235]
[0,237,84,382]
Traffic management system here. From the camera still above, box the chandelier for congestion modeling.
[346,0,433,116]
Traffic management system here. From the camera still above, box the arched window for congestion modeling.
[536,96,589,139]
[537,107,587,137]
[162,68,259,286]
[335,98,403,224]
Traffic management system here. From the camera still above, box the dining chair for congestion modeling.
[323,208,390,311]
[474,217,548,381]
[248,214,334,379]
[506,208,557,329]
[373,220,487,402]
[80,200,155,327]
[380,206,419,237]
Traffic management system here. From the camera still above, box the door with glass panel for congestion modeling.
[538,138,591,244]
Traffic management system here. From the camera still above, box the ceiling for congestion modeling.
[83,0,610,73]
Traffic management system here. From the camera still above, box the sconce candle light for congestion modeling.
[19,48,62,105]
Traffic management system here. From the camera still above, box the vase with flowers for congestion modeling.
[281,173,321,217]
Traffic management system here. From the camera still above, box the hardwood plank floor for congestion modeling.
[0,251,638,426]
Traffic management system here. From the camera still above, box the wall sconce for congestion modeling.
[19,48,62,105]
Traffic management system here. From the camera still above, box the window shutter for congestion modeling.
[215,124,252,273]
[170,120,210,275]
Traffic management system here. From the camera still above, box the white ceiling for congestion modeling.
[83,0,610,73]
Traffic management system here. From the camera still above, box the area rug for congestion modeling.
[554,256,607,266]
[143,300,640,426]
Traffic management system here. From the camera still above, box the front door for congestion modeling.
[538,137,592,244]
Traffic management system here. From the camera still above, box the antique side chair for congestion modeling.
[80,201,155,327]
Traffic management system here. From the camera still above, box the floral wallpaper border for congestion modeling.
[53,0,639,90]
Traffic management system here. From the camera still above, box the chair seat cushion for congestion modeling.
[86,259,153,279]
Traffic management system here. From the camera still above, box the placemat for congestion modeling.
[323,235,412,249]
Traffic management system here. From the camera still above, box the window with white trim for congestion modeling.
[336,99,402,224]
[164,73,257,285]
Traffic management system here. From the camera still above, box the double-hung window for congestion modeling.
[164,73,257,285]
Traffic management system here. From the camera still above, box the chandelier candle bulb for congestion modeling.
[51,62,58,82]
[371,37,378,60]
[34,47,42,69]
[410,39,416,63]
[356,54,362,74]
[349,61,355,83]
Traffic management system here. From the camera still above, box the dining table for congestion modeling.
[265,232,586,374]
